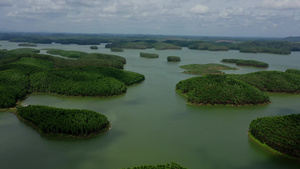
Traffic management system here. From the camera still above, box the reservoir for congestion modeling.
[0,41,300,169]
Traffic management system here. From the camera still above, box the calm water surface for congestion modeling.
[0,41,300,169]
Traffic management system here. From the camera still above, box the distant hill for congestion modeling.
[282,36,300,42]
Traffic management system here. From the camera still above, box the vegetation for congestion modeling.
[176,75,269,105]
[221,59,269,68]
[46,49,126,69]
[167,56,181,62]
[140,52,159,58]
[229,71,300,93]
[286,69,300,75]
[0,49,145,108]
[153,42,181,50]
[123,162,187,169]
[17,105,110,137]
[111,47,124,52]
[29,66,144,96]
[18,43,37,47]
[249,114,300,159]
[90,46,98,49]
[188,42,229,51]
[180,63,237,75]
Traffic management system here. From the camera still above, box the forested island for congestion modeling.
[249,114,300,159]
[17,105,110,137]
[221,59,269,68]
[140,52,159,58]
[176,75,270,105]
[167,56,181,62]
[180,63,237,75]
[0,48,145,108]
[176,70,300,105]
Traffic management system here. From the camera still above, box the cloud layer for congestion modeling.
[1,0,299,37]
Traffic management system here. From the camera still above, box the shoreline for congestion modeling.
[248,131,298,161]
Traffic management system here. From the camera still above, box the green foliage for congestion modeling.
[153,42,181,50]
[29,66,144,96]
[167,56,181,62]
[46,49,126,69]
[0,49,145,108]
[176,75,269,105]
[229,71,300,93]
[111,48,124,52]
[90,46,98,49]
[0,70,29,108]
[140,52,159,58]
[123,162,187,169]
[180,63,237,75]
[237,41,292,54]
[17,105,110,137]
[221,59,269,68]
[249,114,300,159]
[188,42,229,51]
[286,69,300,75]
[46,49,87,58]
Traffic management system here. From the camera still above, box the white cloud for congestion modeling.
[261,0,300,10]
[190,4,209,14]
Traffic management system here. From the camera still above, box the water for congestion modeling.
[0,41,300,169]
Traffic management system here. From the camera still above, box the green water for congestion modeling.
[0,41,300,169]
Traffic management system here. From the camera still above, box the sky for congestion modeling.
[0,0,300,37]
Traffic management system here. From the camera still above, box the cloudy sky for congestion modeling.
[0,0,300,37]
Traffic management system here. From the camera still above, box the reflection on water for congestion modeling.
[0,41,300,169]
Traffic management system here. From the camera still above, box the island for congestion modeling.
[180,63,237,75]
[221,59,269,68]
[167,56,181,62]
[176,74,270,105]
[229,71,300,94]
[140,52,159,58]
[90,46,98,49]
[0,48,145,108]
[249,114,300,160]
[17,105,110,137]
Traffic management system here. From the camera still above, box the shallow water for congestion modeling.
[0,41,300,169]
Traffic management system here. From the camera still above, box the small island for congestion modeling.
[111,47,124,52]
[180,63,237,75]
[176,74,270,105]
[90,46,98,49]
[140,52,159,58]
[167,56,181,62]
[124,162,186,169]
[249,114,300,160]
[221,59,269,68]
[17,105,110,137]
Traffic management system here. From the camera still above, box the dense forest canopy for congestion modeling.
[249,114,300,159]
[0,49,145,108]
[17,105,110,137]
